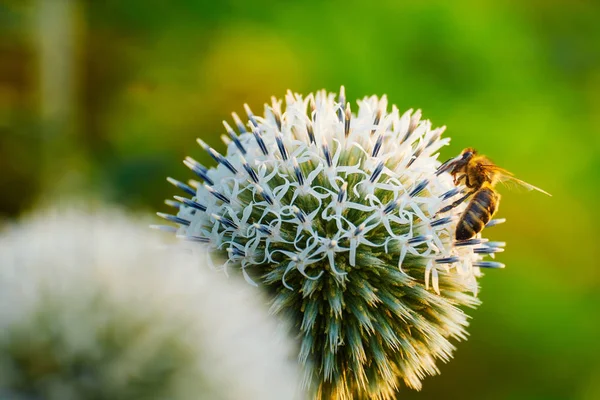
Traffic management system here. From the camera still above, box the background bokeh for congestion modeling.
[1,0,599,399]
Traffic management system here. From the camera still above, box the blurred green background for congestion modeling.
[1,0,598,399]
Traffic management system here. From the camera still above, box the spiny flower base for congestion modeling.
[269,251,479,399]
[157,88,505,399]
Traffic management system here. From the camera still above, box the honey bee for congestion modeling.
[437,148,551,240]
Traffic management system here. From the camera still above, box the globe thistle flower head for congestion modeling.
[159,88,505,399]
[0,209,299,400]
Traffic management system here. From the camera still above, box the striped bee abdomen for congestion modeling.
[455,187,499,240]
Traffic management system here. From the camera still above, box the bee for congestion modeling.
[437,148,551,240]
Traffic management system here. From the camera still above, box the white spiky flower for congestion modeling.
[0,208,299,400]
[158,88,506,399]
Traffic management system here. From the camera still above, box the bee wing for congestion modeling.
[487,166,552,196]
[504,177,551,196]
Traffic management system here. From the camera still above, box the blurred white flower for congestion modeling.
[0,208,300,400]
[158,88,505,398]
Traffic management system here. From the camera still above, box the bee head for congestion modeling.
[451,148,475,169]
[437,148,475,176]
[461,148,476,161]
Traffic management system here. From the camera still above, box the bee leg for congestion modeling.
[436,190,475,215]
[453,174,466,186]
